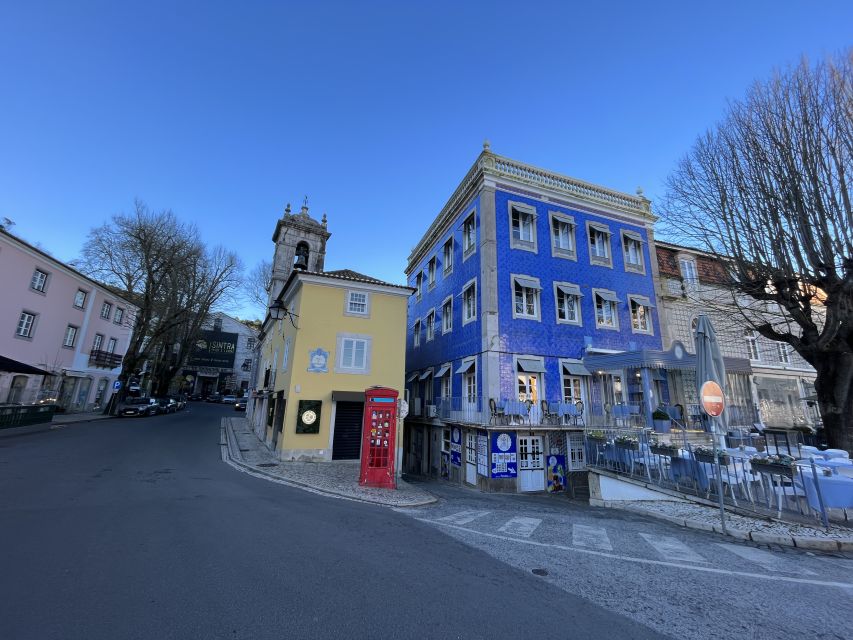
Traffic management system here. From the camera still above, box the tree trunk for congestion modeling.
[814,352,853,452]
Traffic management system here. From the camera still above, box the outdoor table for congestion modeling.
[553,402,580,425]
[811,458,853,474]
[823,449,851,460]
[797,469,853,512]
[503,400,529,425]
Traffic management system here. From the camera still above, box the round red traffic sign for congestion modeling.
[700,381,725,417]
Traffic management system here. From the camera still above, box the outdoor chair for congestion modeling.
[489,398,506,425]
[540,400,557,425]
[574,400,585,427]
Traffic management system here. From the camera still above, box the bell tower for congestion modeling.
[268,198,331,306]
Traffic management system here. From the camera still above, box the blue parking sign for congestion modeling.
[113,380,122,391]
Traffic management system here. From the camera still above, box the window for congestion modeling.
[415,272,423,300]
[74,290,87,309]
[337,334,371,373]
[440,369,451,399]
[466,432,477,464]
[509,203,537,251]
[593,290,620,329]
[550,213,576,259]
[443,238,453,274]
[554,283,582,325]
[462,279,476,324]
[346,291,369,315]
[427,257,436,288]
[442,296,453,333]
[517,372,539,403]
[563,376,583,404]
[745,330,760,361]
[629,295,653,333]
[442,428,451,453]
[622,231,644,273]
[462,212,476,257]
[30,269,48,292]
[16,311,36,337]
[213,317,223,331]
[680,258,698,287]
[106,337,117,353]
[282,337,291,370]
[93,334,104,351]
[512,275,540,320]
[413,319,421,347]
[426,309,435,342]
[587,222,612,266]
[465,370,477,402]
[100,302,112,319]
[114,307,124,324]
[63,325,78,348]
[776,342,790,364]
[247,337,256,349]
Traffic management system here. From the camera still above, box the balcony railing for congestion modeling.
[89,349,123,369]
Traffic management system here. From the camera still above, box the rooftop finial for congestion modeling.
[636,186,645,197]
[483,139,491,151]
[300,195,309,216]
[321,213,327,227]
[284,202,291,215]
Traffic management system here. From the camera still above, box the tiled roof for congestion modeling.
[303,269,413,291]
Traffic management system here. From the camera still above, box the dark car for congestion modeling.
[206,393,222,403]
[188,393,203,401]
[119,397,155,417]
[221,394,237,405]
[155,398,177,414]
[234,398,247,411]
[170,395,186,410]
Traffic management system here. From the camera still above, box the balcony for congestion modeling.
[89,349,123,369]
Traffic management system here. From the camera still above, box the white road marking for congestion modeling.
[716,543,816,575]
[573,524,613,551]
[640,533,706,563]
[436,510,491,525]
[420,519,853,591]
[498,516,542,537]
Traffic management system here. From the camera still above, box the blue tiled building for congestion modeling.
[404,146,663,493]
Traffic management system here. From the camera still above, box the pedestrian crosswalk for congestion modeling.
[421,509,823,576]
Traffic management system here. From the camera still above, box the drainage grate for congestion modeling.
[531,568,548,576]
[257,463,278,468]
[239,448,250,452]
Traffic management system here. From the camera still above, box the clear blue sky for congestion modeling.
[1,1,850,318]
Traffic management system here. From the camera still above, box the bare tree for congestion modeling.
[80,200,241,405]
[663,51,853,449]
[244,258,272,316]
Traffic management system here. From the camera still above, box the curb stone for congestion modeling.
[792,536,841,552]
[220,423,437,508]
[748,531,795,546]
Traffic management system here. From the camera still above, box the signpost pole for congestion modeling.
[710,417,727,535]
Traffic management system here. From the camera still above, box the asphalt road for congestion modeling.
[0,403,662,640]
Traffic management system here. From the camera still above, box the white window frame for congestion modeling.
[114,307,125,325]
[508,201,537,253]
[63,325,78,348]
[587,221,612,267]
[30,269,48,292]
[679,257,698,287]
[462,278,477,325]
[413,319,421,348]
[282,337,291,371]
[511,274,541,321]
[593,288,620,330]
[335,332,372,375]
[553,281,582,326]
[745,329,760,361]
[628,295,653,335]
[93,333,104,351]
[106,337,117,353]
[464,368,477,403]
[16,311,36,338]
[442,428,451,453]
[427,257,436,289]
[74,289,88,309]
[442,295,453,334]
[549,212,576,260]
[562,374,584,405]
[425,309,436,342]
[621,230,645,274]
[776,342,790,364]
[462,211,476,260]
[344,290,370,317]
[442,238,453,275]
[440,365,452,400]
[465,432,477,464]
[515,355,544,403]
[415,272,423,301]
[100,301,112,320]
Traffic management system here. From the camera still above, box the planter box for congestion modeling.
[587,436,608,444]
[614,441,640,451]
[727,435,766,452]
[650,445,679,457]
[750,462,795,477]
[694,452,731,465]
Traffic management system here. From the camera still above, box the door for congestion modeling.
[518,435,545,491]
[332,401,364,460]
[7,375,27,403]
[465,432,477,485]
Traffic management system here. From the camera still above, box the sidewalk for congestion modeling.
[51,411,112,425]
[221,417,437,507]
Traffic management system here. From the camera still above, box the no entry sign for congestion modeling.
[700,380,725,417]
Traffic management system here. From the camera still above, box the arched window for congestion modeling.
[294,242,310,270]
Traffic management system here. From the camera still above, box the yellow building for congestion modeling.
[252,268,412,465]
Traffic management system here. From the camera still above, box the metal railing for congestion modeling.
[0,404,57,429]
[584,428,848,528]
[88,349,123,369]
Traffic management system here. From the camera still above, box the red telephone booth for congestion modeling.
[359,387,398,489]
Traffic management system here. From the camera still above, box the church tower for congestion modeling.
[268,199,331,306]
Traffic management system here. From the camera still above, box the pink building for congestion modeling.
[0,228,136,412]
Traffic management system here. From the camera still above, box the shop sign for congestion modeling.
[450,427,462,466]
[490,431,517,478]
[477,431,488,477]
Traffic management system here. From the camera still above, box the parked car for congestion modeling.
[221,394,237,404]
[188,393,203,401]
[119,397,155,417]
[169,395,187,410]
[155,397,178,414]
[234,398,247,411]
[206,393,222,403]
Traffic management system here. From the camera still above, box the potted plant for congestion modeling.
[586,430,608,443]
[693,445,731,465]
[649,438,680,457]
[749,453,795,476]
[614,434,640,451]
[652,408,671,433]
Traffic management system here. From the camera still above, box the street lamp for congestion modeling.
[269,299,286,321]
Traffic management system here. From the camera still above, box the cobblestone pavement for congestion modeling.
[223,417,436,507]
[395,481,853,640]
